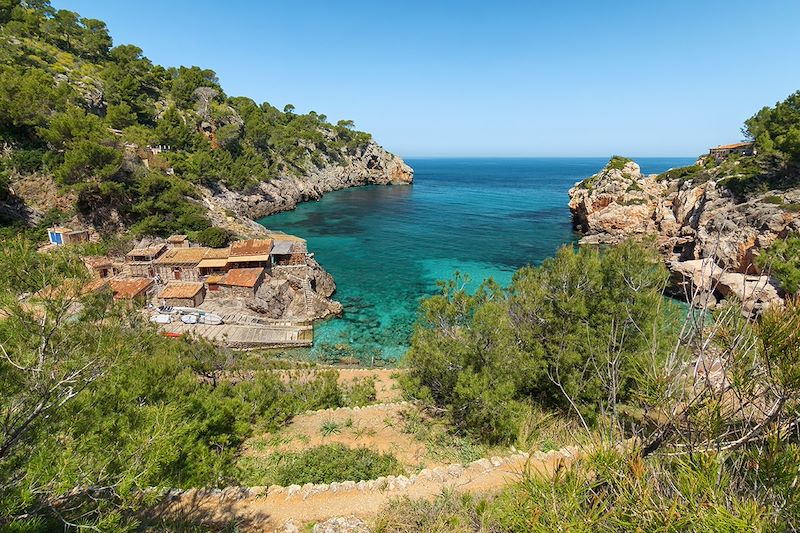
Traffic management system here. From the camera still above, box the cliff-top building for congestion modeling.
[708,142,755,161]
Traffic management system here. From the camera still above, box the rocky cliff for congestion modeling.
[568,158,799,312]
[202,140,413,221]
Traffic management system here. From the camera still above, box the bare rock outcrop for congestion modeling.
[568,158,799,311]
[669,258,783,314]
[205,140,413,221]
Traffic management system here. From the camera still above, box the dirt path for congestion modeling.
[166,446,581,532]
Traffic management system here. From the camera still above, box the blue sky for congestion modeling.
[52,1,800,158]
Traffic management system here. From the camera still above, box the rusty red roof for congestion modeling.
[230,239,272,257]
[218,267,265,288]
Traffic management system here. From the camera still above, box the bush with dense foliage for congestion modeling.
[745,90,800,164]
[385,263,800,532]
[239,444,402,486]
[403,240,676,444]
[757,234,800,294]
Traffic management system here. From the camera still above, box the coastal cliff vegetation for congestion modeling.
[0,0,377,241]
[656,90,800,196]
[395,239,800,531]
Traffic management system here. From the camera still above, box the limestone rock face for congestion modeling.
[205,140,413,220]
[669,258,783,314]
[568,160,666,238]
[569,161,799,274]
[568,158,800,311]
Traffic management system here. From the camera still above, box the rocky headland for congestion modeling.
[203,141,413,221]
[568,157,800,313]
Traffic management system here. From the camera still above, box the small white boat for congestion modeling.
[150,314,172,324]
[180,314,198,324]
[198,313,223,325]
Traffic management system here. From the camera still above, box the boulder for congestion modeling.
[313,516,372,533]
[669,258,783,314]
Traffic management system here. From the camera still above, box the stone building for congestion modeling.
[708,142,755,161]
[197,247,231,276]
[48,226,89,246]
[158,282,205,308]
[210,267,265,298]
[109,277,154,303]
[83,256,118,279]
[227,239,272,270]
[125,243,167,277]
[153,247,208,282]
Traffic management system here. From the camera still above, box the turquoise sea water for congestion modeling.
[259,157,693,362]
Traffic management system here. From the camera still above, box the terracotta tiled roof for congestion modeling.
[167,234,188,243]
[126,243,166,260]
[230,239,272,257]
[218,267,264,288]
[159,282,204,299]
[153,247,209,265]
[711,142,754,150]
[83,256,112,269]
[206,274,225,284]
[109,277,153,299]
[203,247,231,259]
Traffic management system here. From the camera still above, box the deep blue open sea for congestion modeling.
[259,157,693,362]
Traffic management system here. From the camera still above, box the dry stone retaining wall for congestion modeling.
[162,445,581,505]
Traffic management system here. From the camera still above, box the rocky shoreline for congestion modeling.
[568,158,799,313]
[202,140,413,223]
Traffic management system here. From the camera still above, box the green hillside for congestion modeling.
[0,0,373,242]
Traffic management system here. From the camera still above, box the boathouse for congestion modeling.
[213,267,265,298]
[197,247,231,276]
[167,234,190,248]
[270,240,306,266]
[159,282,205,307]
[109,277,154,303]
[82,256,117,278]
[227,239,272,270]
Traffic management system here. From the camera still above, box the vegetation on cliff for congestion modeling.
[655,90,800,196]
[400,240,800,531]
[0,0,376,239]
[758,234,800,295]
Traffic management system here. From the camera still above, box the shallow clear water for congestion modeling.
[259,157,693,362]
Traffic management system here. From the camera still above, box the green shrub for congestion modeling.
[607,155,633,171]
[656,164,703,182]
[344,377,377,407]
[240,444,402,486]
[757,234,800,294]
[190,226,232,248]
[403,241,676,444]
